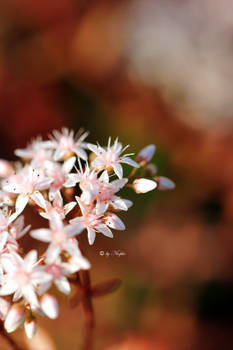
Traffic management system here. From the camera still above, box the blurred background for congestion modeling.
[0,0,233,349]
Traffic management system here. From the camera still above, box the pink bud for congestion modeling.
[136,145,156,163]
[133,178,157,193]
[156,176,175,190]
[24,318,37,339]
[41,294,59,319]
[105,213,125,230]
[0,159,13,177]
[0,297,10,321]
[4,304,25,333]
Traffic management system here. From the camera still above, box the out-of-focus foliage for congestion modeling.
[0,1,233,349]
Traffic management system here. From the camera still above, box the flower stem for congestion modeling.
[0,322,24,350]
[81,270,95,350]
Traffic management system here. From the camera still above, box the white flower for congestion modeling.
[39,192,76,220]
[88,170,132,215]
[15,138,53,167]
[3,166,52,215]
[0,250,51,308]
[45,157,78,201]
[70,197,125,245]
[38,250,89,296]
[88,138,139,179]
[75,162,99,205]
[132,178,157,193]
[48,128,88,161]
[30,212,82,262]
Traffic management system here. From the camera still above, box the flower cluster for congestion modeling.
[0,128,174,339]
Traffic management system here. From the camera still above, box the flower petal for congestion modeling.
[30,229,51,242]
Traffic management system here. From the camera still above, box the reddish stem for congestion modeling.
[81,270,95,350]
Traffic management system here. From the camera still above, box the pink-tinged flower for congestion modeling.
[88,138,139,179]
[136,144,156,163]
[38,250,89,296]
[0,297,10,321]
[30,212,82,261]
[4,304,25,333]
[45,157,78,201]
[15,138,53,167]
[156,176,175,190]
[24,317,37,339]
[132,178,157,193]
[3,166,52,215]
[76,162,99,205]
[40,294,58,319]
[48,128,88,161]
[0,250,51,308]
[90,171,132,215]
[0,160,14,178]
[40,192,76,221]
[70,197,123,245]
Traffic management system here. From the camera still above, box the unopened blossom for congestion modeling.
[136,144,156,163]
[40,294,58,319]
[45,157,78,201]
[3,166,52,215]
[88,138,139,179]
[0,250,51,308]
[0,160,14,178]
[40,192,76,220]
[132,178,157,193]
[48,128,88,161]
[156,176,175,190]
[30,212,83,262]
[4,303,25,333]
[24,317,37,339]
[70,197,124,245]
[0,296,10,321]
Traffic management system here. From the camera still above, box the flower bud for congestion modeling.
[133,178,157,193]
[24,317,37,339]
[41,294,59,319]
[136,145,156,163]
[0,297,10,321]
[0,160,13,177]
[156,176,175,190]
[4,304,25,333]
